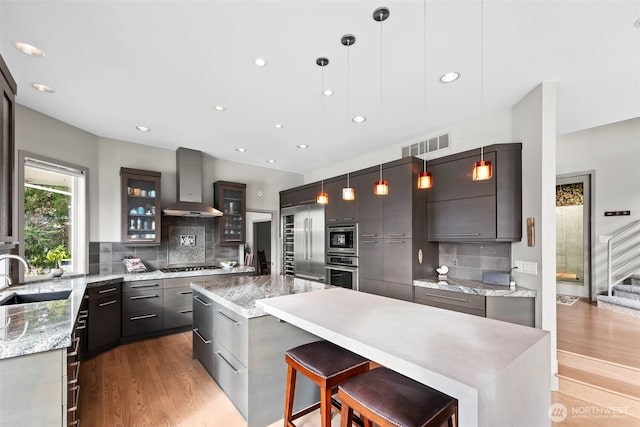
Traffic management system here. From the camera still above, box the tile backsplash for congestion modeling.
[438,242,511,281]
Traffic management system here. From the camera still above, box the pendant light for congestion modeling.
[418,0,433,190]
[316,57,329,204]
[373,6,390,196]
[472,0,492,181]
[341,34,356,201]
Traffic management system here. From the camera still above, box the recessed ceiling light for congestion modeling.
[635,18,640,28]
[274,124,283,129]
[266,159,276,164]
[296,144,309,149]
[352,115,366,124]
[136,125,151,132]
[440,72,460,83]
[324,89,334,96]
[31,83,54,93]
[235,147,246,152]
[15,42,45,57]
[214,105,225,111]
[254,58,267,67]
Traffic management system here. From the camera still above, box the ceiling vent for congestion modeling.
[402,132,450,158]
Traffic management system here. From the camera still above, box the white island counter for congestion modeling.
[257,287,550,427]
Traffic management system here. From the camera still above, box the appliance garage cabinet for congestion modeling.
[214,180,247,245]
[0,54,17,252]
[426,143,522,242]
[120,167,162,245]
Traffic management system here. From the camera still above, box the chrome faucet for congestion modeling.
[0,254,30,290]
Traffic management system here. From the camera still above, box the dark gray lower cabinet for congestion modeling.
[87,281,122,356]
[192,291,319,427]
[122,279,164,338]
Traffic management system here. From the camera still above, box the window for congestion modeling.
[22,156,87,279]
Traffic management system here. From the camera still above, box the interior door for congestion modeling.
[556,174,592,299]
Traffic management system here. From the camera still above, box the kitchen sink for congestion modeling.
[0,290,72,306]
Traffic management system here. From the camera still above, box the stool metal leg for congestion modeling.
[284,364,297,427]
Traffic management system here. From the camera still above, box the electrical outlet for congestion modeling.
[452,258,458,266]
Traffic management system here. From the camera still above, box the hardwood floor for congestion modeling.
[556,298,640,369]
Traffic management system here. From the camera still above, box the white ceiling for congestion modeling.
[1,1,639,174]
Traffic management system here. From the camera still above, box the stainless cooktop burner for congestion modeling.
[159,265,221,273]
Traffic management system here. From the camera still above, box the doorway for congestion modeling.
[556,173,593,299]
[246,211,275,275]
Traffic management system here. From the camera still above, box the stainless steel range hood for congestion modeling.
[163,147,223,217]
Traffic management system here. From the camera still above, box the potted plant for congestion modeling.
[46,245,70,277]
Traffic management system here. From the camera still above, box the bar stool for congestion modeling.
[338,367,458,427]
[284,340,370,427]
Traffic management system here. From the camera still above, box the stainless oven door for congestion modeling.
[325,265,358,291]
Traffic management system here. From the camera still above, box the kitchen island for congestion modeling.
[190,275,330,427]
[258,287,551,427]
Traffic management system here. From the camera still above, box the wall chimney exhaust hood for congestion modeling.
[163,147,223,217]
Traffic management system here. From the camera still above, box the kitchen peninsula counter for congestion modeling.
[257,287,551,427]
[414,276,537,297]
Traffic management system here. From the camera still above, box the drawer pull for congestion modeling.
[179,291,193,295]
[193,328,211,344]
[180,309,193,314]
[388,240,405,244]
[68,385,80,412]
[98,299,118,307]
[361,233,378,237]
[68,361,80,385]
[78,309,89,319]
[343,217,355,221]
[75,319,87,330]
[216,310,240,326]
[68,337,80,357]
[130,283,160,289]
[130,313,158,321]
[436,233,481,237]
[130,294,159,300]
[215,351,240,374]
[387,233,406,237]
[422,292,470,303]
[194,296,211,306]
[98,287,117,294]
[327,218,337,222]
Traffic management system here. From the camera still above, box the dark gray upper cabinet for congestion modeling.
[324,175,357,224]
[352,170,383,238]
[0,54,17,249]
[426,143,522,242]
[280,184,320,208]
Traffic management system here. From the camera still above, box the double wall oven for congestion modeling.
[325,225,359,290]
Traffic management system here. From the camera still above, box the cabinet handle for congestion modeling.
[193,328,211,344]
[130,283,160,289]
[387,233,405,237]
[179,291,193,295]
[130,313,158,321]
[388,240,405,244]
[360,240,377,244]
[68,361,80,385]
[327,218,337,222]
[98,299,118,307]
[75,318,87,330]
[194,296,211,306]
[436,233,481,237]
[68,337,80,357]
[68,385,80,412]
[216,310,240,326]
[300,199,316,204]
[78,309,88,319]
[130,294,159,300]
[422,292,470,303]
[361,233,378,237]
[98,287,117,294]
[180,309,193,314]
[215,351,240,374]
[343,217,355,221]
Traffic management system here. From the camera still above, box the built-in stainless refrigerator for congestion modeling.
[281,205,325,283]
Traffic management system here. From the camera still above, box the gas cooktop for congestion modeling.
[159,265,221,273]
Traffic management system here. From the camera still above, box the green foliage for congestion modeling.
[46,245,70,268]
[556,183,584,207]
[24,185,71,273]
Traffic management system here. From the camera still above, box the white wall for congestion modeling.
[557,117,640,295]
[511,82,558,390]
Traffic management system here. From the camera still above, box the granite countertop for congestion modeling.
[0,266,255,360]
[413,276,537,297]
[190,275,332,319]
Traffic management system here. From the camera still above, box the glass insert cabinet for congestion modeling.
[120,167,161,245]
[214,181,246,245]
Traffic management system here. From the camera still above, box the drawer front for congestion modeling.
[414,287,485,310]
[163,277,194,289]
[212,342,248,418]
[193,292,214,337]
[164,304,193,329]
[123,289,163,313]
[87,294,122,352]
[123,279,163,293]
[122,308,163,337]
[193,328,214,378]
[163,286,193,307]
[88,283,121,299]
[213,303,248,366]
[415,298,486,317]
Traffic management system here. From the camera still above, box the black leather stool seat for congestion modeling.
[286,341,369,379]
[338,367,458,427]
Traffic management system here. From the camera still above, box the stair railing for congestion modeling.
[607,220,640,296]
